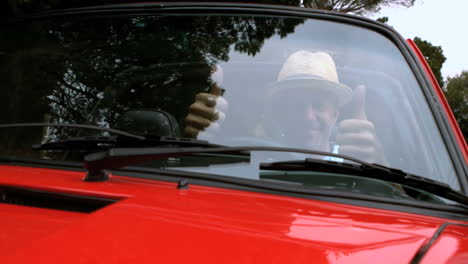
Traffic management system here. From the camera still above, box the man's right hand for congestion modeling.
[184,93,227,138]
[336,85,388,165]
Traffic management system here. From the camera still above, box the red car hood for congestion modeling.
[0,165,465,263]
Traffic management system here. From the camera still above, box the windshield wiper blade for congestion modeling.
[0,122,144,139]
[84,146,251,181]
[33,135,224,151]
[260,158,468,206]
[83,144,468,206]
[82,146,369,182]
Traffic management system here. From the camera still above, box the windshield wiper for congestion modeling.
[83,146,369,181]
[14,122,224,152]
[82,145,468,206]
[33,135,224,151]
[260,158,468,206]
[0,122,144,139]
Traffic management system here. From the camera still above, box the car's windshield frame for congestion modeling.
[0,2,466,201]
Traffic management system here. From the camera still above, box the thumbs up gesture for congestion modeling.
[184,65,228,140]
[336,85,387,165]
[184,93,228,139]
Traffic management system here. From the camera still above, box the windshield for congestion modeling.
[0,13,460,193]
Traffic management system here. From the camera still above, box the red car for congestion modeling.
[0,1,467,263]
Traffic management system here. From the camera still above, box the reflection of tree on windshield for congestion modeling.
[0,15,304,155]
[1,0,416,17]
[0,23,60,156]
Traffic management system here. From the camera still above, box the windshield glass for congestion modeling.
[0,13,460,193]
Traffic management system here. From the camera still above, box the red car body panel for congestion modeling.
[0,165,466,263]
[420,225,468,264]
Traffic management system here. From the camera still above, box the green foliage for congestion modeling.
[3,0,416,16]
[376,16,389,23]
[445,72,468,142]
[0,14,304,154]
[413,37,446,88]
[0,0,420,156]
[302,0,415,15]
[412,37,466,140]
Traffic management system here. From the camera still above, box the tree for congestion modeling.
[413,37,446,88]
[0,0,420,156]
[302,0,415,15]
[0,13,305,154]
[374,19,447,93]
[445,72,468,141]
[3,0,416,17]
[376,16,389,23]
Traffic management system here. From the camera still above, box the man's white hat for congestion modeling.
[272,51,352,107]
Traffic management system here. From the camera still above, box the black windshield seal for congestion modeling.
[97,164,468,219]
[1,157,467,220]
[82,145,468,206]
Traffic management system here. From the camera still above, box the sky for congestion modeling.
[370,0,468,79]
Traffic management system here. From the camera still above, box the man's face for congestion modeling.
[304,98,338,150]
[271,91,339,151]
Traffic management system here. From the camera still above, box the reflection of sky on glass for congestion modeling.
[371,0,468,79]
[226,17,413,86]
[228,18,400,68]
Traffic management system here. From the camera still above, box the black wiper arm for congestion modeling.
[0,122,144,139]
[33,135,223,151]
[84,146,252,181]
[83,146,368,182]
[80,143,468,206]
[260,158,468,206]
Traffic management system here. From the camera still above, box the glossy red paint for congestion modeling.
[407,39,468,164]
[420,224,468,264]
[0,165,466,263]
[0,203,86,257]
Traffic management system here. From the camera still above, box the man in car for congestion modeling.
[184,50,387,164]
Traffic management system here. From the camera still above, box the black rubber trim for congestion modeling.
[2,2,464,191]
[411,222,468,264]
[1,159,468,220]
[114,165,468,220]
[0,184,118,213]
[0,156,84,171]
[401,41,468,194]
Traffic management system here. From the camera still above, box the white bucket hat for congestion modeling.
[271,51,352,107]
